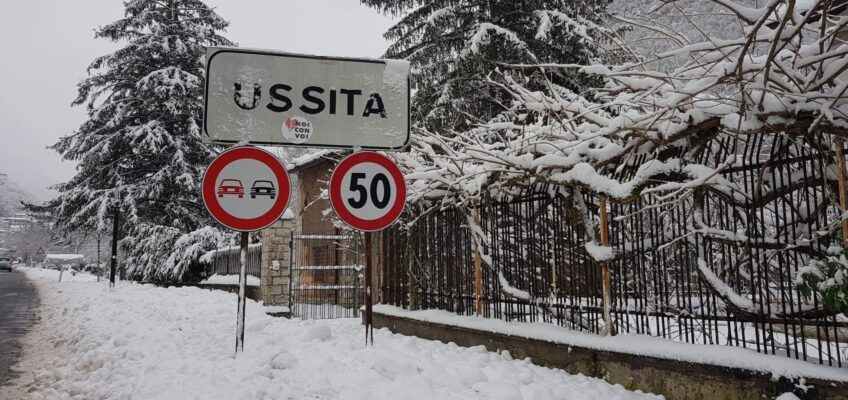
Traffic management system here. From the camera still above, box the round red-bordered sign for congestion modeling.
[329,152,406,232]
[202,146,291,232]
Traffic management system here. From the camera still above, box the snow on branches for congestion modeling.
[402,0,848,206]
[362,0,620,133]
[43,0,233,281]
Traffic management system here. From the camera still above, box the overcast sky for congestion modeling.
[0,0,394,200]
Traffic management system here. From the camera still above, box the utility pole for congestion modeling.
[109,208,119,287]
[96,231,102,282]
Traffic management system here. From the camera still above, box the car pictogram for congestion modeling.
[250,180,276,199]
[217,179,244,198]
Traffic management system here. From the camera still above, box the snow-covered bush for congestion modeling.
[797,247,848,314]
[124,224,233,282]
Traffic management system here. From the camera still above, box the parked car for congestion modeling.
[0,256,12,272]
[250,180,276,199]
[217,179,244,198]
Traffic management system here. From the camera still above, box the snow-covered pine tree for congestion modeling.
[44,0,233,281]
[361,0,620,134]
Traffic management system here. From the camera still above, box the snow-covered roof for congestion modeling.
[286,149,338,172]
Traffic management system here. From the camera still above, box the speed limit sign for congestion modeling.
[329,152,406,231]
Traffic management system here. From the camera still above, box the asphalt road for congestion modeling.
[0,269,37,386]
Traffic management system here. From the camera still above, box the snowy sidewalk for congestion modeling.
[1,267,662,400]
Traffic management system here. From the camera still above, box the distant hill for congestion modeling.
[0,178,37,216]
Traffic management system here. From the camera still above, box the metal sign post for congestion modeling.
[328,152,406,345]
[364,231,373,345]
[235,231,248,353]
[201,146,291,355]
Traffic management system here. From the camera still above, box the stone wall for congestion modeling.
[259,216,296,308]
[372,312,848,400]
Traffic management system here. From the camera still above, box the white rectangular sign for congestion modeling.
[203,47,410,150]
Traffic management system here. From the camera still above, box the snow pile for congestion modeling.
[374,306,848,383]
[24,266,100,283]
[2,267,662,400]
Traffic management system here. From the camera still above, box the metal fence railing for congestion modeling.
[205,243,261,278]
[383,133,848,368]
[290,234,362,319]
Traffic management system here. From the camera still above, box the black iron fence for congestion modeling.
[384,133,848,368]
[290,234,362,319]
[205,244,261,278]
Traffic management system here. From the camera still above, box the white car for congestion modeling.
[0,256,12,272]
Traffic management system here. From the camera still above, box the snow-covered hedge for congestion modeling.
[124,224,232,282]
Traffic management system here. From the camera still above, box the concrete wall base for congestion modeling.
[196,283,261,301]
[372,312,848,400]
[265,311,291,318]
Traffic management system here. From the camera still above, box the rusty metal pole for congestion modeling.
[474,209,483,316]
[834,139,848,247]
[599,196,616,336]
[235,231,248,354]
[364,231,374,345]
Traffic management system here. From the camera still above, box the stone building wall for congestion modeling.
[297,160,335,235]
[259,215,296,308]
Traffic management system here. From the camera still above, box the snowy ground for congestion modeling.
[1,267,662,400]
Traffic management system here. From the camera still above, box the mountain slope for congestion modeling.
[0,178,36,216]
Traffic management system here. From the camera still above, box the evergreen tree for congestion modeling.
[43,0,233,280]
[361,0,620,133]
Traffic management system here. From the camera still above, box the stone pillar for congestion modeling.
[259,212,296,314]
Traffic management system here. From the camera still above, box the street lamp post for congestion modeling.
[109,207,119,287]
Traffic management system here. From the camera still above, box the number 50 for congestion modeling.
[347,172,391,209]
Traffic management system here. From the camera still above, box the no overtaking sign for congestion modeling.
[202,146,291,232]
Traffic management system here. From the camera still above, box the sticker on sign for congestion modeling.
[203,47,410,151]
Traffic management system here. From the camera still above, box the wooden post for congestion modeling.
[599,196,616,336]
[835,139,848,247]
[473,209,483,316]
[549,235,557,302]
